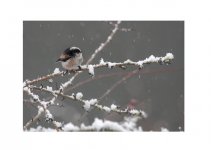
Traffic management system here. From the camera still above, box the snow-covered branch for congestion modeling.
[58,21,122,92]
[23,86,61,131]
[27,117,169,132]
[23,53,174,130]
[23,21,176,132]
[28,85,147,118]
[24,53,174,87]
[85,21,121,64]
[24,21,122,88]
[28,117,142,132]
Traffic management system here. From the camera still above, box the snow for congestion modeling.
[124,59,133,64]
[99,58,106,65]
[129,109,140,115]
[60,77,74,90]
[76,92,83,99]
[140,110,148,118]
[46,86,53,91]
[107,62,116,68]
[27,117,146,132]
[83,100,91,111]
[91,118,125,131]
[37,106,44,114]
[161,127,169,132]
[110,104,117,110]
[53,121,62,128]
[144,55,157,63]
[53,68,60,74]
[28,126,56,132]
[162,53,174,61]
[89,99,98,105]
[63,122,79,131]
[48,79,53,83]
[137,60,143,68]
[45,110,53,120]
[40,101,48,109]
[83,99,98,111]
[122,117,139,131]
[103,106,111,112]
[88,65,94,76]
[33,95,39,100]
[24,87,40,101]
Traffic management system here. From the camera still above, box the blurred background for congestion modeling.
[23,21,184,131]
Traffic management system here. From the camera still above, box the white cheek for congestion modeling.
[77,53,83,64]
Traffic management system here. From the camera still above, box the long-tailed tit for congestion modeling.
[56,47,83,70]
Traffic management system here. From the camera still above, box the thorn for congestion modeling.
[62,70,68,76]
[78,65,82,70]
[158,58,164,65]
[40,84,44,89]
[59,88,63,94]
[73,94,76,99]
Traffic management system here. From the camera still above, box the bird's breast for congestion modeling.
[62,59,77,70]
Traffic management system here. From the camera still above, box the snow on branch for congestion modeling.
[29,85,147,118]
[58,21,122,92]
[24,53,174,87]
[23,53,173,130]
[28,117,143,132]
[23,86,62,131]
[28,117,170,132]
[85,21,121,64]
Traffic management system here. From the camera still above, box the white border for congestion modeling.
[1,0,211,149]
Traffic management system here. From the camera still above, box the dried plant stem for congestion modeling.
[23,110,43,130]
[29,86,146,118]
[99,69,139,100]
[85,21,121,64]
[61,21,121,91]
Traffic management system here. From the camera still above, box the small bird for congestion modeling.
[56,47,83,70]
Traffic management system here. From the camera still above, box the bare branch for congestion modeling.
[99,69,139,100]
[23,106,44,130]
[60,21,121,91]
[85,21,121,65]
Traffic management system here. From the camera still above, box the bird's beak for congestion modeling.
[56,58,61,62]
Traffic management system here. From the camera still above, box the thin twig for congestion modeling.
[29,85,147,118]
[99,69,139,100]
[85,21,121,65]
[66,67,182,92]
[79,69,139,123]
[60,21,122,91]
[23,108,44,130]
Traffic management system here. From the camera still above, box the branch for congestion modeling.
[66,66,182,92]
[24,21,122,89]
[23,86,61,130]
[24,53,174,87]
[79,69,139,123]
[85,21,121,64]
[60,21,121,91]
[23,106,44,130]
[27,117,145,132]
[99,69,139,100]
[29,85,147,118]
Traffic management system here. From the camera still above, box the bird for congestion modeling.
[56,47,83,71]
